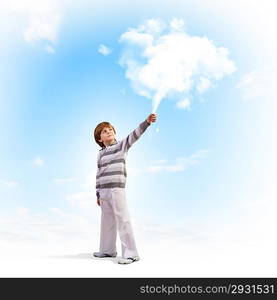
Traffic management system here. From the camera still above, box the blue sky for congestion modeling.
[0,0,276,250]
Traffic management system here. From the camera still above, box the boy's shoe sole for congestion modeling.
[93,252,117,258]
[118,256,140,265]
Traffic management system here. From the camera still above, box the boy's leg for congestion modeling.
[99,191,117,255]
[111,188,139,259]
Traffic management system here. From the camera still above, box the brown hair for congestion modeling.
[94,122,116,148]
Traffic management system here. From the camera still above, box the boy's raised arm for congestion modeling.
[121,113,157,152]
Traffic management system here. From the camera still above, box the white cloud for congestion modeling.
[196,77,213,94]
[176,97,191,110]
[9,0,62,51]
[98,44,112,56]
[146,150,209,173]
[119,17,236,113]
[0,180,19,188]
[23,13,60,44]
[169,17,186,32]
[32,157,44,167]
[236,68,276,101]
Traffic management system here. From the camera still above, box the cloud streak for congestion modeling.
[0,179,19,188]
[236,67,276,101]
[146,150,209,173]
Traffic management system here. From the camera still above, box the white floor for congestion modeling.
[1,237,276,278]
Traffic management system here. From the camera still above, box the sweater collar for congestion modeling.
[101,139,118,150]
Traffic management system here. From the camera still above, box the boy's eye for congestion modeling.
[102,128,112,134]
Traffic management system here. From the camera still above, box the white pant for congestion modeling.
[99,188,138,258]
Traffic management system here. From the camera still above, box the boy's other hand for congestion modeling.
[147,113,157,124]
[97,198,101,206]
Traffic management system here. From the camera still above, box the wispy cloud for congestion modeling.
[153,159,167,164]
[32,157,44,167]
[9,0,62,51]
[53,171,96,188]
[176,97,191,110]
[98,44,112,56]
[236,68,276,100]
[146,150,209,173]
[119,17,236,112]
[0,179,19,188]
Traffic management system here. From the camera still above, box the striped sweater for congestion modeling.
[96,119,150,199]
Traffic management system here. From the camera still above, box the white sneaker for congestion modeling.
[93,252,117,258]
[118,256,140,264]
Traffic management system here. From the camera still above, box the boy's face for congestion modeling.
[99,126,116,146]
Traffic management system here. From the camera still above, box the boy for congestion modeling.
[93,113,157,264]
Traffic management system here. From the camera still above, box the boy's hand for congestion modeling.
[147,113,157,124]
[97,198,101,206]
